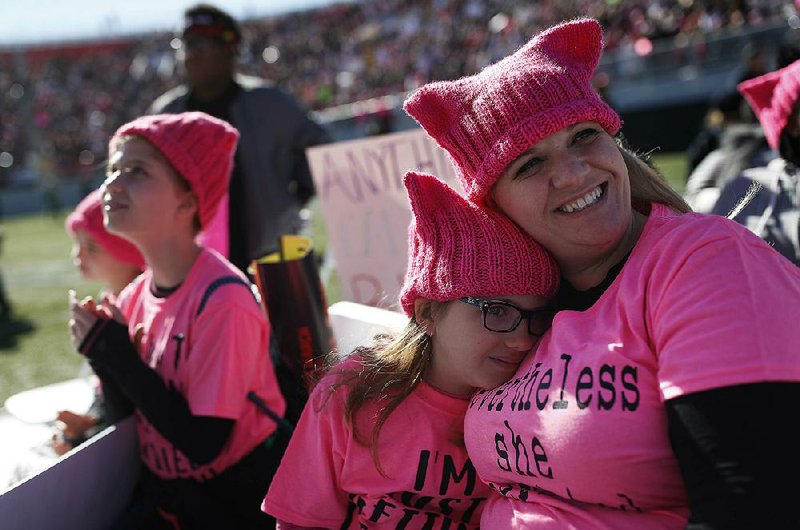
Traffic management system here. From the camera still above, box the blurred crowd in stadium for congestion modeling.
[0,0,794,187]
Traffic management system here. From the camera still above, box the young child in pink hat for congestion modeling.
[262,171,559,529]
[66,188,145,298]
[69,112,286,529]
[53,189,146,455]
[404,17,800,529]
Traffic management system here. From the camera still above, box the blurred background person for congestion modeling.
[149,3,330,273]
[710,57,800,266]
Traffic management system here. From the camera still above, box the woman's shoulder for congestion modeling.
[637,204,799,276]
[643,203,772,252]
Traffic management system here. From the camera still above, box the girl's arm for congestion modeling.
[666,382,800,529]
[79,317,234,465]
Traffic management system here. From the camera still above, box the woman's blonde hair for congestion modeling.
[617,139,691,214]
[324,314,435,476]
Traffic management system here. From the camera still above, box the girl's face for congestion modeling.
[71,229,121,284]
[101,137,196,245]
[491,122,632,268]
[423,294,551,397]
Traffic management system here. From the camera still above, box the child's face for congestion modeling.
[424,294,552,397]
[71,229,121,285]
[101,137,195,244]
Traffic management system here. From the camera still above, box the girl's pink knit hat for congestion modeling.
[403,18,621,203]
[399,172,559,317]
[738,59,800,150]
[65,189,146,270]
[109,112,239,229]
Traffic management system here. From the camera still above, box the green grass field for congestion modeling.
[0,213,101,402]
[0,153,687,404]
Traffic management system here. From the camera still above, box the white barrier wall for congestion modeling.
[0,417,139,530]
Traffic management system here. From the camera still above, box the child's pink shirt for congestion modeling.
[117,248,285,481]
[465,204,800,529]
[263,359,491,529]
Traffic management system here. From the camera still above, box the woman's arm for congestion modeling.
[666,382,800,530]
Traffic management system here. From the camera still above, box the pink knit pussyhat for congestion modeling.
[399,172,559,317]
[403,18,621,203]
[109,112,239,229]
[738,59,800,150]
[66,189,146,270]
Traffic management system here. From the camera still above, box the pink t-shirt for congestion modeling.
[117,248,285,481]
[465,204,800,529]
[263,359,491,529]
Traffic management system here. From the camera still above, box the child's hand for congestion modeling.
[68,290,101,350]
[98,293,126,325]
[51,410,98,455]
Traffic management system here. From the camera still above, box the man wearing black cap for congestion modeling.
[149,3,329,273]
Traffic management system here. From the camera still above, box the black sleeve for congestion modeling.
[287,96,331,206]
[89,361,134,424]
[80,319,235,465]
[666,382,800,530]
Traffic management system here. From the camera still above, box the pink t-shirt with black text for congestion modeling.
[117,248,285,482]
[465,204,800,529]
[263,359,491,529]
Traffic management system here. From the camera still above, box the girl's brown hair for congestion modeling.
[322,315,435,476]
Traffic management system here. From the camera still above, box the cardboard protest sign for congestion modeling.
[307,129,460,310]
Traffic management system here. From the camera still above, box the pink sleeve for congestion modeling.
[262,380,350,528]
[276,520,327,530]
[183,295,270,418]
[650,226,800,399]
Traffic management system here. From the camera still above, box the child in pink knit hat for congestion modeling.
[52,189,146,456]
[68,112,288,529]
[404,18,800,530]
[65,188,145,295]
[263,171,559,529]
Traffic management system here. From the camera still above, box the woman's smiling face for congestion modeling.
[491,122,632,268]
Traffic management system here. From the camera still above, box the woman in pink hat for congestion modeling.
[262,171,560,529]
[405,17,800,530]
[68,112,287,529]
[53,189,146,455]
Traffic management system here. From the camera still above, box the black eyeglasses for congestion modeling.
[460,296,555,336]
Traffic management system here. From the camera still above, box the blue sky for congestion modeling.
[0,0,343,46]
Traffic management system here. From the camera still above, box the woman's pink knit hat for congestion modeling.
[738,59,800,150]
[403,18,621,203]
[399,172,559,317]
[65,189,146,270]
[110,112,239,229]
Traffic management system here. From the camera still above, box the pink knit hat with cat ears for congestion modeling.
[399,172,559,317]
[738,59,800,150]
[109,112,239,229]
[66,189,146,270]
[403,18,621,203]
